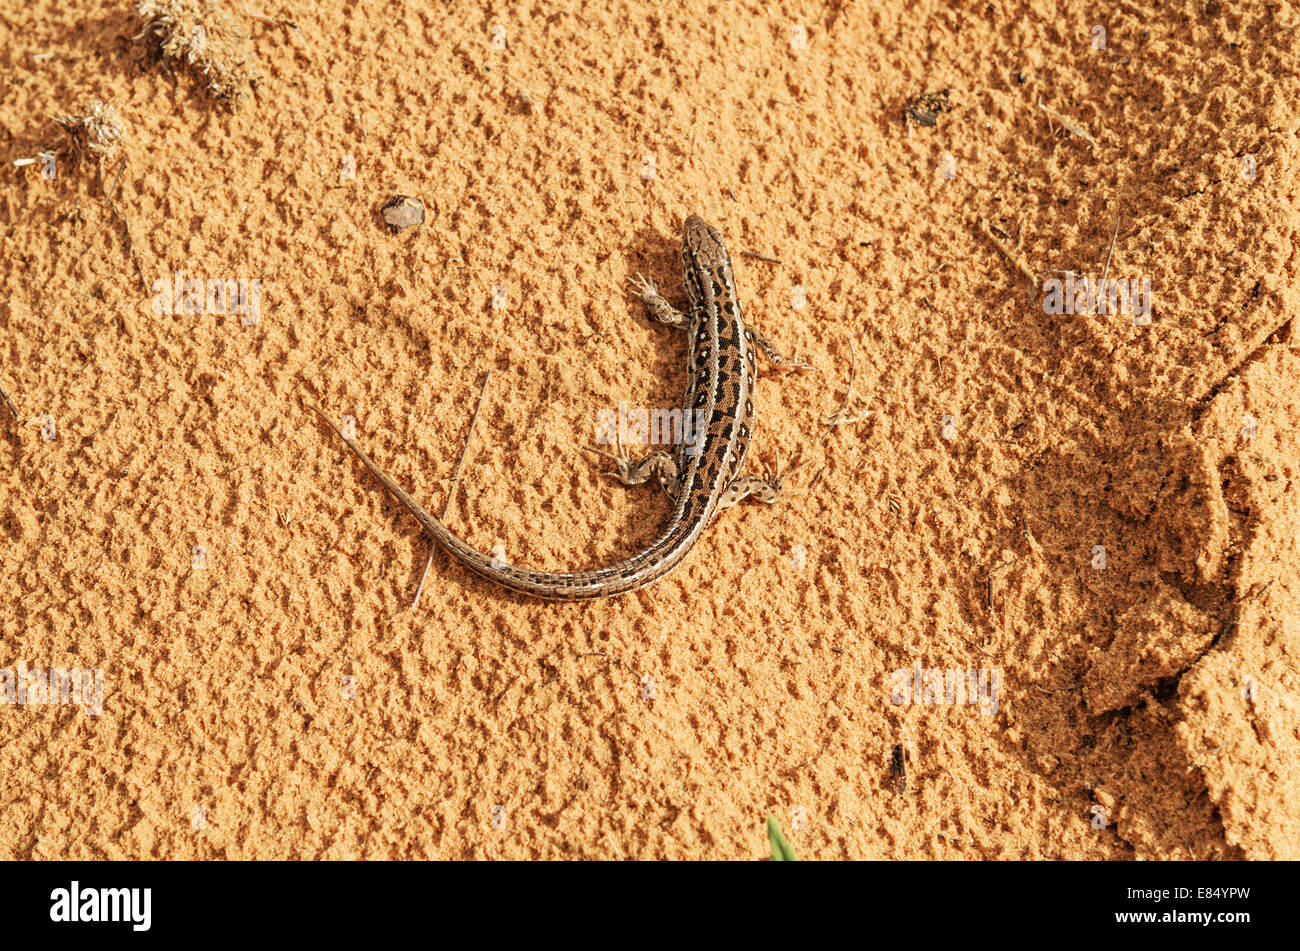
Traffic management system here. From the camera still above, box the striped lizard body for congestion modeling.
[311,215,806,599]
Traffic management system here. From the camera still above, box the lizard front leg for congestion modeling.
[629,274,691,329]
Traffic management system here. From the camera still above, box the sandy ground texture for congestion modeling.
[1,0,1297,859]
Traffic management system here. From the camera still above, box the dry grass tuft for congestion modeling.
[52,100,125,167]
[134,0,260,106]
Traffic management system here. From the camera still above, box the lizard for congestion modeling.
[309,214,809,600]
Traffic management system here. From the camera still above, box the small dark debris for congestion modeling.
[381,195,425,233]
[889,744,907,793]
[1015,72,1028,85]
[905,89,953,127]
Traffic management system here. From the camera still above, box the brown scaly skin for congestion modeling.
[310,215,808,599]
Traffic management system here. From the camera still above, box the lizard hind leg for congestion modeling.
[716,451,816,510]
[582,444,682,500]
[749,327,815,371]
[717,471,782,510]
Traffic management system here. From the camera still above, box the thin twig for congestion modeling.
[1033,680,1085,694]
[1038,99,1098,147]
[780,337,870,499]
[103,154,127,202]
[442,371,494,519]
[412,370,494,610]
[739,250,782,265]
[241,2,310,54]
[0,378,17,421]
[1100,210,1121,284]
[823,339,869,429]
[979,217,1037,286]
[100,156,147,293]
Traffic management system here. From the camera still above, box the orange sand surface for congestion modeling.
[1,0,1297,858]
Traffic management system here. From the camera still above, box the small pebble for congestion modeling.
[381,195,425,233]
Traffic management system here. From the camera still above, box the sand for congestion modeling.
[1,0,1297,859]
